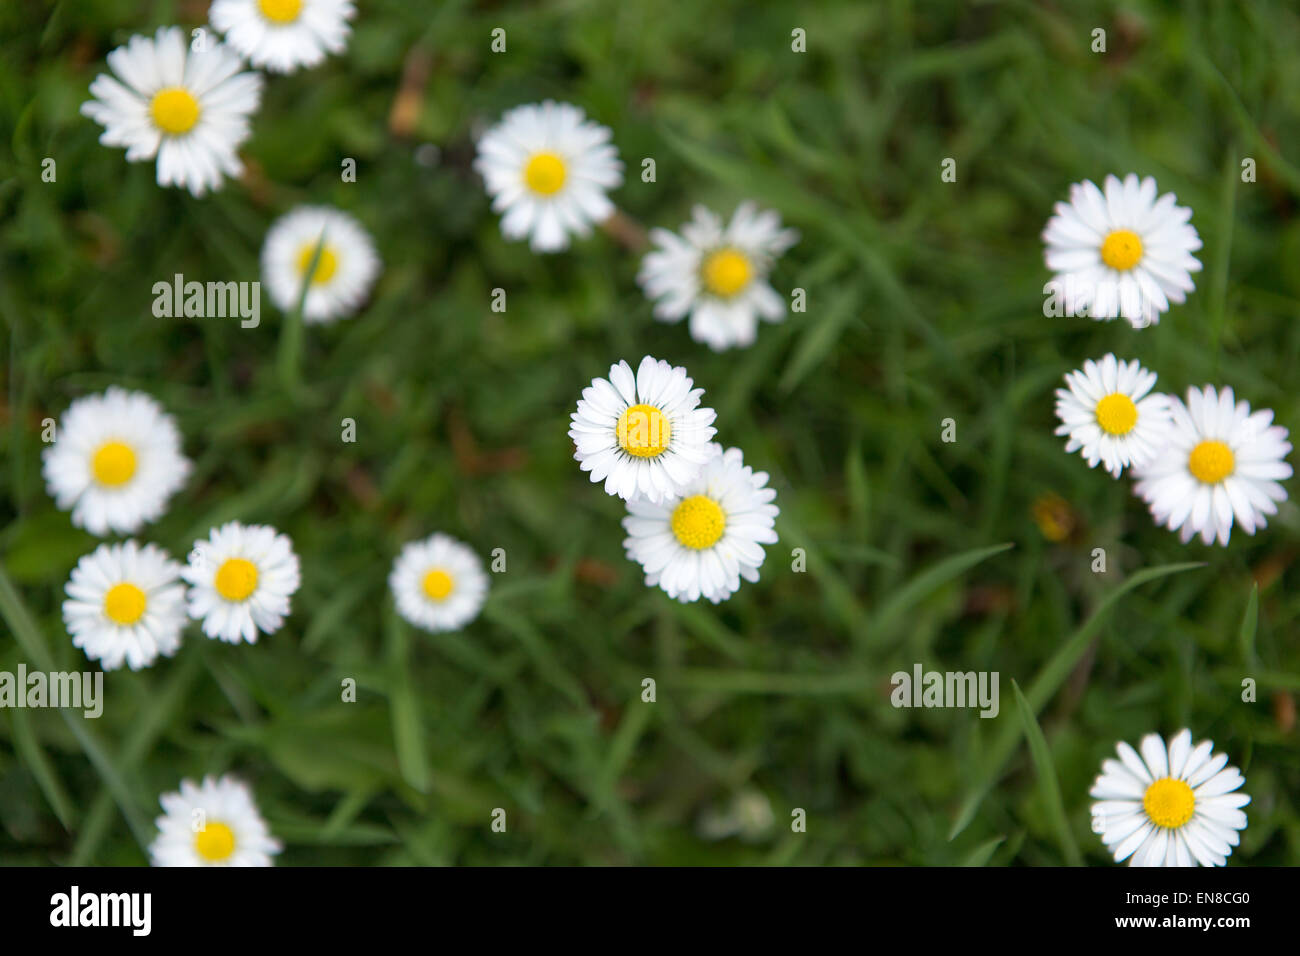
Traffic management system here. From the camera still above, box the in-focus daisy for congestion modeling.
[62,541,186,671]
[474,100,623,253]
[1133,386,1291,546]
[638,203,799,351]
[1042,173,1203,327]
[149,775,281,867]
[182,522,301,643]
[1090,730,1250,867]
[81,27,263,197]
[622,445,778,603]
[1054,354,1173,478]
[210,0,356,74]
[569,356,718,505]
[42,387,191,536]
[261,205,380,323]
[389,533,489,633]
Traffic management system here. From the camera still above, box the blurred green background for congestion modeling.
[1,0,1298,865]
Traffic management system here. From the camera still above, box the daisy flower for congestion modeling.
[80,27,263,197]
[389,533,489,633]
[62,541,187,671]
[638,203,799,351]
[182,522,301,643]
[1133,386,1291,546]
[622,445,779,603]
[261,205,381,324]
[1042,173,1203,328]
[569,356,718,505]
[1090,730,1250,867]
[474,100,623,253]
[210,0,356,74]
[42,387,191,536]
[1054,354,1173,478]
[149,775,281,867]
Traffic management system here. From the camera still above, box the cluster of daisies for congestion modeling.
[569,355,779,603]
[1048,175,1278,867]
[475,100,800,351]
[45,387,302,670]
[1046,176,1292,547]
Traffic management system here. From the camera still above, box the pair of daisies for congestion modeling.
[1091,730,1250,867]
[569,355,779,603]
[81,1,357,196]
[1055,355,1292,546]
[475,100,800,351]
[44,387,300,669]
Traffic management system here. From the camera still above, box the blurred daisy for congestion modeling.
[1090,730,1249,867]
[1043,173,1202,327]
[210,0,356,74]
[261,205,380,323]
[183,522,301,643]
[474,100,623,252]
[638,203,799,351]
[1054,354,1172,477]
[150,775,281,867]
[1133,386,1291,546]
[42,387,191,536]
[569,356,717,505]
[62,541,187,671]
[389,533,489,633]
[622,445,778,603]
[81,26,263,197]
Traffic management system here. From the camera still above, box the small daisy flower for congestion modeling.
[149,775,281,867]
[474,100,623,253]
[638,203,799,351]
[210,0,356,74]
[1054,354,1173,478]
[42,387,192,536]
[261,205,381,324]
[389,533,489,633]
[81,27,263,197]
[569,356,718,505]
[1090,730,1250,867]
[62,541,187,671]
[183,522,301,643]
[622,445,779,603]
[1133,386,1292,546]
[1042,173,1203,327]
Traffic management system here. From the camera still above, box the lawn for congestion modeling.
[0,0,1297,865]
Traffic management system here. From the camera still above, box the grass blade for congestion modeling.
[1011,679,1082,866]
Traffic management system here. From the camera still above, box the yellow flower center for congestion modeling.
[422,568,454,601]
[670,495,726,550]
[1095,393,1138,436]
[1100,229,1143,271]
[194,821,236,862]
[103,582,147,626]
[524,152,567,195]
[1187,439,1235,485]
[214,558,259,602]
[257,0,303,24]
[149,88,201,135]
[91,441,137,487]
[701,248,753,298]
[616,404,672,458]
[296,244,339,285]
[1143,777,1195,829]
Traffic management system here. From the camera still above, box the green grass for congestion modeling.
[1,0,1298,865]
